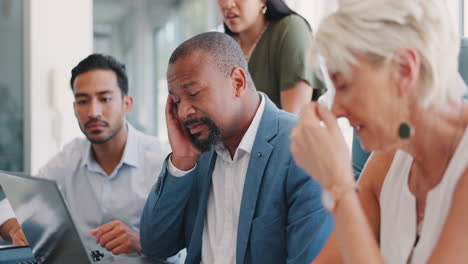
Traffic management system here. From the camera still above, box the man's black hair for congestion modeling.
[70,54,128,95]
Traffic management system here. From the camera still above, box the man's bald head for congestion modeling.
[168,32,254,88]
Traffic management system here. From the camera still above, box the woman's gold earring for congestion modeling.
[262,5,267,14]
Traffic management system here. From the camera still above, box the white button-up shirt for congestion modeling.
[37,124,170,261]
[168,94,266,264]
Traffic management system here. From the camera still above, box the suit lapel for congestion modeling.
[236,97,279,264]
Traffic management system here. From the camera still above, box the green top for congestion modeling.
[248,14,325,107]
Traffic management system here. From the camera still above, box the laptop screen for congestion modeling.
[0,171,93,263]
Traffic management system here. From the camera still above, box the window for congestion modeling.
[94,0,219,138]
[153,0,220,139]
[0,0,24,171]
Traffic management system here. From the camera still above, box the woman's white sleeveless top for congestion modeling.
[380,128,468,263]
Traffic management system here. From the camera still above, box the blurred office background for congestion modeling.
[0,0,464,174]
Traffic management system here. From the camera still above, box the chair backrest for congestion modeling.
[459,37,468,99]
[459,37,468,84]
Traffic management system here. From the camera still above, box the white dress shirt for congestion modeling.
[168,94,266,264]
[37,124,170,262]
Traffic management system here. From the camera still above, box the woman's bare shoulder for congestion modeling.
[358,150,397,199]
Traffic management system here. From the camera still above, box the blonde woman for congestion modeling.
[291,0,468,263]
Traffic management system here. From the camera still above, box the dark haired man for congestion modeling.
[37,54,171,262]
[140,32,333,264]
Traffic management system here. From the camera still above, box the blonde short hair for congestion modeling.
[311,0,465,107]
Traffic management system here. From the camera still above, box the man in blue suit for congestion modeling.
[140,32,333,264]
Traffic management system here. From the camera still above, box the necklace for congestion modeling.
[408,99,466,264]
[415,98,466,238]
[239,22,269,61]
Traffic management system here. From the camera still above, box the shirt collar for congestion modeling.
[215,93,266,162]
[120,123,140,167]
[81,123,140,171]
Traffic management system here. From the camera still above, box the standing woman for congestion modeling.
[218,0,325,114]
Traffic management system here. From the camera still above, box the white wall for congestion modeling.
[28,0,93,174]
[285,0,338,29]
[446,0,462,35]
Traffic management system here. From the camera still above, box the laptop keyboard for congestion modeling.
[0,246,43,264]
[15,256,45,264]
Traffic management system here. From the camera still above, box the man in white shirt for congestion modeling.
[140,32,333,264]
[37,54,171,262]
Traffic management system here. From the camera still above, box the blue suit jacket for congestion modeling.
[140,97,333,264]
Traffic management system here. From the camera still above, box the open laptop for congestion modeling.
[0,171,163,264]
